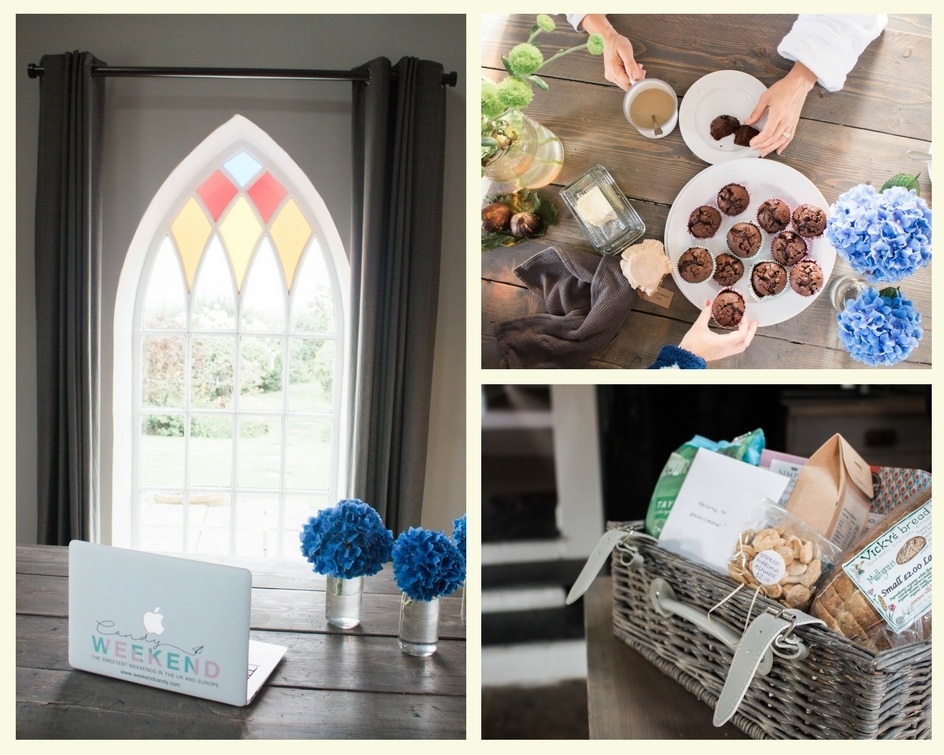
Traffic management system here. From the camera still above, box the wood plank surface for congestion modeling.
[16,669,465,740]
[583,576,747,739]
[481,14,932,370]
[16,545,466,739]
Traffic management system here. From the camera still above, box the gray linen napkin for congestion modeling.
[495,246,636,368]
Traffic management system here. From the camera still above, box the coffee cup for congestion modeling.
[622,79,678,139]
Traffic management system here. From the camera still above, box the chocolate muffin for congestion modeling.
[751,261,788,298]
[712,289,745,329]
[677,247,713,283]
[734,124,760,147]
[756,198,791,234]
[717,183,750,216]
[770,231,809,266]
[713,253,745,287]
[727,221,762,258]
[792,204,827,237]
[688,205,722,239]
[710,114,740,141]
[789,259,824,297]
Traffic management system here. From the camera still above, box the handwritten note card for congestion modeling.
[658,448,789,573]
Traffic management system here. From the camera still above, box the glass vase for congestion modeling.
[828,274,871,312]
[325,575,363,629]
[398,593,440,656]
[483,109,564,190]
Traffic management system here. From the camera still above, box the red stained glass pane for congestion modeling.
[247,171,287,223]
[197,170,238,221]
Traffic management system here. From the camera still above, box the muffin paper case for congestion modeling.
[770,230,809,266]
[687,204,722,239]
[716,182,751,216]
[677,247,715,285]
[726,221,763,258]
[748,260,788,302]
[755,197,792,234]
[789,258,825,297]
[712,253,746,287]
[711,287,746,329]
[792,203,827,238]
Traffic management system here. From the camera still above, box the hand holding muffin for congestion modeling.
[678,299,758,362]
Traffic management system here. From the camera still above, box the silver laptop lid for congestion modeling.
[68,540,253,706]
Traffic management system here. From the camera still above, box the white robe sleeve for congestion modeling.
[565,14,587,32]
[777,14,888,92]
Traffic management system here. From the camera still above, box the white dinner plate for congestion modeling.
[665,158,836,327]
[680,70,767,164]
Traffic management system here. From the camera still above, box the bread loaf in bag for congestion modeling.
[810,487,931,651]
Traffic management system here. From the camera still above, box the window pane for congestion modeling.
[142,237,187,329]
[291,241,335,334]
[284,418,332,490]
[192,237,236,329]
[191,335,236,408]
[140,414,185,487]
[142,334,186,408]
[289,339,334,413]
[285,493,331,554]
[240,337,283,405]
[138,491,184,552]
[189,415,233,486]
[241,239,286,332]
[235,493,279,557]
[237,416,282,488]
[188,491,232,555]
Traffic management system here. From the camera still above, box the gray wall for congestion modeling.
[16,14,467,542]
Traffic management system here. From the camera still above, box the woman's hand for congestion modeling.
[678,300,758,361]
[580,14,646,90]
[744,61,817,157]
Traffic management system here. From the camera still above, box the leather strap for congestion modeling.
[565,528,643,605]
[713,609,825,727]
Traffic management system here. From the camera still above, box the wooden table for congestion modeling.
[15,544,465,739]
[481,14,932,368]
[583,576,747,739]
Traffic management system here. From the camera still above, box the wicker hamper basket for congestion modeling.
[605,468,932,740]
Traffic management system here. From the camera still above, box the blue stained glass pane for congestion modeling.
[223,151,263,188]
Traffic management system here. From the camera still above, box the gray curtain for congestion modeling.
[34,52,105,544]
[348,57,448,533]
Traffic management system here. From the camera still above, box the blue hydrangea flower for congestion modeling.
[452,514,466,560]
[299,499,393,579]
[826,184,932,284]
[836,287,923,366]
[392,527,466,602]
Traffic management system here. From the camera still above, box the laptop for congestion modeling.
[68,540,286,707]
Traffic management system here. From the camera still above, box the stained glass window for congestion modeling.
[122,126,347,558]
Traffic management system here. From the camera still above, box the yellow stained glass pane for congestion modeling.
[170,197,212,292]
[270,199,312,292]
[218,197,263,293]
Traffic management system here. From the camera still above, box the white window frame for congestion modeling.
[112,114,350,552]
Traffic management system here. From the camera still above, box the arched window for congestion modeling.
[113,115,349,557]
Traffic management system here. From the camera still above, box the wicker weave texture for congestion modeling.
[608,524,931,740]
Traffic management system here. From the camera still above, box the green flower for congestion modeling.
[587,33,605,56]
[536,14,555,32]
[481,79,505,119]
[497,76,534,111]
[507,43,544,76]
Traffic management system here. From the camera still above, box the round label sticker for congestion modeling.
[751,550,786,585]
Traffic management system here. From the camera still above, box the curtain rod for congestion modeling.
[26,63,458,87]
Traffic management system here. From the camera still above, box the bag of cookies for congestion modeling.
[727,500,840,611]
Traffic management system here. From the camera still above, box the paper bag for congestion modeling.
[785,434,873,549]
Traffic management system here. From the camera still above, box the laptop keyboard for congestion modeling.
[247,663,259,679]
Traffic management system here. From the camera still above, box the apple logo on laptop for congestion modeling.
[143,607,165,635]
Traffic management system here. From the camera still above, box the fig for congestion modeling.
[510,211,541,238]
[482,202,512,234]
